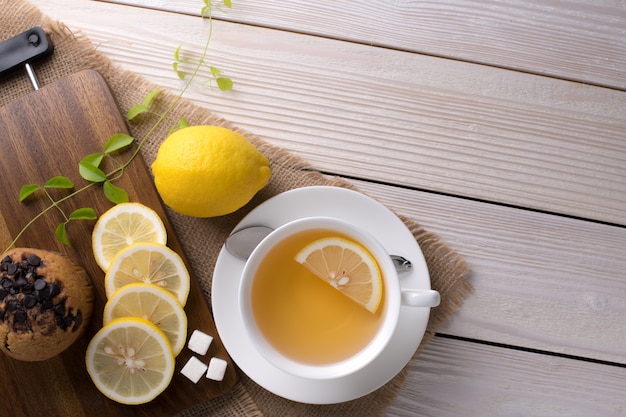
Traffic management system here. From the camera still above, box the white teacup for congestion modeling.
[239,217,439,380]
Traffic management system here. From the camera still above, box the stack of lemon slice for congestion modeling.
[86,203,190,405]
[103,283,188,356]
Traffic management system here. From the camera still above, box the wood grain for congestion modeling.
[32,0,626,225]
[387,336,626,417]
[105,0,626,90]
[0,70,236,417]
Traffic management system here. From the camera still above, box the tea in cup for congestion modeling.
[239,217,439,380]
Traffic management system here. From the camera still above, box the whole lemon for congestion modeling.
[151,125,271,217]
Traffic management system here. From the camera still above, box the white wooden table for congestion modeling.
[28,1,626,415]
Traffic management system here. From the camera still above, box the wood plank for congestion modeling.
[386,336,626,417]
[31,0,626,226]
[354,179,626,365]
[103,0,626,90]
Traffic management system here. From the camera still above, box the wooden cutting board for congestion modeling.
[0,70,237,416]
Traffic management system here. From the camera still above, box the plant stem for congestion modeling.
[44,189,69,222]
[109,13,216,177]
[4,182,97,252]
[5,1,223,253]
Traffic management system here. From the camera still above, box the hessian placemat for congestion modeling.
[1,1,472,416]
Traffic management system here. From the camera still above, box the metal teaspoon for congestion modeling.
[225,225,413,274]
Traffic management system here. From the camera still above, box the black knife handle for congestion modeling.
[0,27,53,76]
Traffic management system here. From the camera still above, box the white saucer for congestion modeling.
[212,186,432,404]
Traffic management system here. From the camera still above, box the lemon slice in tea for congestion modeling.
[105,242,190,306]
[103,283,188,356]
[92,202,167,271]
[85,317,175,405]
[294,237,383,313]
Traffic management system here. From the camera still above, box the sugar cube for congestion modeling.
[206,357,227,381]
[180,356,208,383]
[188,329,213,356]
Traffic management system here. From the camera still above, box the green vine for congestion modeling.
[4,0,233,252]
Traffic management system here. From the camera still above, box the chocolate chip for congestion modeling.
[40,286,51,300]
[22,283,33,294]
[73,311,83,330]
[34,278,46,291]
[0,310,4,321]
[14,310,27,323]
[48,283,60,298]
[6,300,18,312]
[41,299,52,310]
[23,295,37,309]
[2,279,12,289]
[0,289,6,301]
[13,275,27,289]
[6,263,17,276]
[27,255,41,267]
[53,302,66,316]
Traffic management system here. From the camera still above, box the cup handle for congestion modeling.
[401,289,441,307]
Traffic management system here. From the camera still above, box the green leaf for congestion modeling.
[104,133,134,154]
[201,5,211,18]
[79,161,107,183]
[143,89,161,107]
[69,207,97,220]
[19,184,40,201]
[44,176,74,189]
[209,65,222,77]
[173,62,185,80]
[81,152,105,169]
[216,77,233,91]
[169,117,191,135]
[223,0,232,8]
[127,104,149,121]
[55,223,70,247]
[103,181,129,204]
[173,46,185,80]
[177,118,190,129]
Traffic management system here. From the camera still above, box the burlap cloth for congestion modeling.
[1,1,471,415]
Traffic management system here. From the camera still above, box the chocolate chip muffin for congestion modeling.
[0,248,94,361]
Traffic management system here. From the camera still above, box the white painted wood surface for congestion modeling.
[23,0,626,415]
[105,0,626,90]
[388,336,626,417]
[26,0,626,225]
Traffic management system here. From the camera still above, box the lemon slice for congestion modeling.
[92,202,167,271]
[103,283,188,356]
[85,317,175,405]
[105,242,190,306]
[294,237,383,313]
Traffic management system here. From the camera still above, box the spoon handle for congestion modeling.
[226,226,413,274]
[391,255,412,274]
